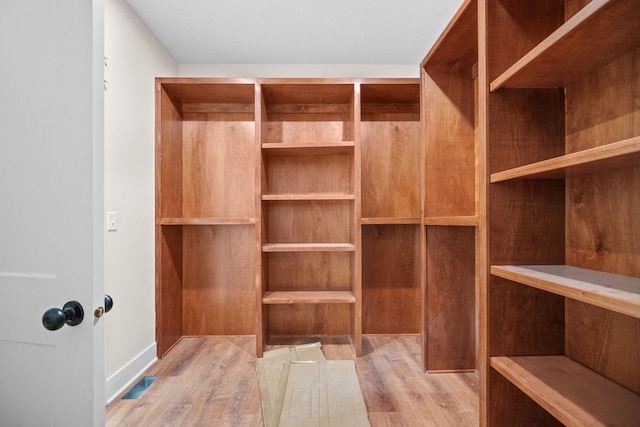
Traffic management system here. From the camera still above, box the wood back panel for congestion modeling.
[486,0,563,82]
[489,279,565,356]
[425,226,476,370]
[265,252,352,289]
[156,225,183,357]
[565,50,640,153]
[265,200,352,243]
[182,120,256,218]
[264,121,351,144]
[488,368,563,426]
[263,151,353,195]
[361,121,420,219]
[266,304,352,336]
[362,225,420,334]
[566,300,640,395]
[489,180,565,266]
[182,225,256,335]
[424,71,476,217]
[488,89,565,174]
[157,87,184,218]
[567,168,640,277]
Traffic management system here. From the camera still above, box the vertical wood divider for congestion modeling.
[419,70,429,372]
[254,82,264,357]
[477,0,489,425]
[353,83,363,356]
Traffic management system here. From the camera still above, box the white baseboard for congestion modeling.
[105,342,157,405]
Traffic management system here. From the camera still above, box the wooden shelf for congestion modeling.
[159,217,258,225]
[361,217,420,225]
[262,243,355,252]
[262,142,354,156]
[491,355,640,426]
[262,193,354,201]
[491,137,640,183]
[490,0,640,90]
[491,265,640,320]
[262,289,356,304]
[423,216,479,227]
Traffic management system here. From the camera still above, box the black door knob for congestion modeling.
[42,301,84,331]
[104,294,113,313]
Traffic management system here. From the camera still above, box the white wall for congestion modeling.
[104,0,177,402]
[179,63,419,78]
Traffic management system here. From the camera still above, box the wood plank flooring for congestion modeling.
[106,335,479,426]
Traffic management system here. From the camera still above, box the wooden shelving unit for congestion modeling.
[420,0,479,373]
[479,0,640,424]
[258,81,362,355]
[360,82,421,337]
[155,80,258,357]
[156,78,419,360]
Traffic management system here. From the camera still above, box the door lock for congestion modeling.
[94,294,114,318]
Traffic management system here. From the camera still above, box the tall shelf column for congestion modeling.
[420,0,479,373]
[360,81,422,338]
[155,79,259,357]
[481,0,640,424]
[258,81,362,355]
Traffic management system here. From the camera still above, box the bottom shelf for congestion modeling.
[262,289,356,304]
[491,355,640,426]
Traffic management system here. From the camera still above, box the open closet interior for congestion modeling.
[154,1,640,424]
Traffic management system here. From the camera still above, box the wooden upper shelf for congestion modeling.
[160,80,256,107]
[490,0,640,90]
[491,265,640,320]
[261,83,354,106]
[490,137,640,183]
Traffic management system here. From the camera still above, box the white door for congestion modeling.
[0,1,105,426]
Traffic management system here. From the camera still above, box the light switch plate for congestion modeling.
[107,211,117,231]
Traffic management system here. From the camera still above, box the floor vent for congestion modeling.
[122,376,158,400]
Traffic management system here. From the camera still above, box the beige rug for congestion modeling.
[256,343,370,427]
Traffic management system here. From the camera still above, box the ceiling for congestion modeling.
[124,0,464,65]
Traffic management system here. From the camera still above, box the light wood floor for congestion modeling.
[106,335,479,426]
